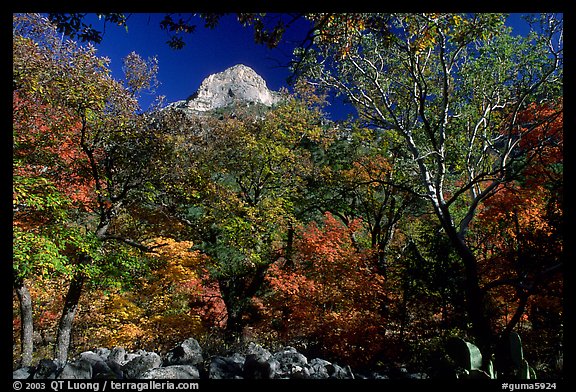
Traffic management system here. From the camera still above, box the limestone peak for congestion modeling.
[182,64,282,112]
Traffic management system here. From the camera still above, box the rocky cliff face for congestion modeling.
[169,64,282,114]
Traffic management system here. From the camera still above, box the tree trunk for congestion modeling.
[218,264,268,337]
[285,223,294,266]
[440,215,493,355]
[54,272,85,365]
[14,279,34,367]
[217,277,243,335]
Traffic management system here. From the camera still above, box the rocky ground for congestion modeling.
[13,338,429,380]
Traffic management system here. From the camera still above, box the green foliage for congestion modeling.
[13,227,70,281]
[13,13,177,365]
[13,176,71,223]
[47,13,128,44]
[122,51,160,98]
[509,331,524,369]
[494,332,539,379]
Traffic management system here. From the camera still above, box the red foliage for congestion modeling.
[474,100,563,333]
[187,272,228,330]
[263,212,388,366]
[13,92,96,213]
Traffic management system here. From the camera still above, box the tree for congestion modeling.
[295,13,563,356]
[473,100,563,338]
[264,212,388,366]
[148,92,330,335]
[192,99,326,334]
[13,88,78,366]
[302,121,422,272]
[13,14,168,364]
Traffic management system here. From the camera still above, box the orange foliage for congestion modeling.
[474,100,563,333]
[70,238,212,352]
[13,92,96,214]
[12,235,230,357]
[263,212,388,366]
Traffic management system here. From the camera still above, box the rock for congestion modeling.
[18,339,428,380]
[76,351,117,379]
[57,360,92,379]
[209,353,245,379]
[13,367,34,379]
[272,346,308,378]
[246,342,272,361]
[108,347,127,366]
[104,359,124,379]
[308,358,332,379]
[33,359,59,379]
[122,352,162,379]
[78,351,105,366]
[164,338,203,366]
[124,353,140,363]
[390,365,410,379]
[326,363,354,379]
[140,365,200,379]
[243,354,274,379]
[243,343,276,379]
[94,347,111,360]
[408,372,429,379]
[356,370,390,379]
[183,64,282,112]
[290,365,311,379]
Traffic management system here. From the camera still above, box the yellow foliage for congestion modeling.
[63,237,210,354]
[13,236,211,359]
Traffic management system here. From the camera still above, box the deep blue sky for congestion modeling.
[86,14,326,115]
[83,13,533,121]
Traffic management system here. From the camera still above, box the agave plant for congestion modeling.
[445,332,536,379]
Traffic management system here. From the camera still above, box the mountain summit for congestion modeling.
[171,64,282,113]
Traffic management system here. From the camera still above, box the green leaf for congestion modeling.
[446,337,483,371]
[509,332,524,368]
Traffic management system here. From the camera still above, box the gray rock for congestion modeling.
[290,365,311,379]
[94,347,111,360]
[243,342,275,379]
[272,347,308,378]
[243,353,274,379]
[164,338,203,366]
[122,352,162,379]
[21,339,427,381]
[13,367,33,379]
[408,372,429,379]
[355,370,390,379]
[108,347,127,366]
[78,351,105,366]
[390,365,410,379]
[184,64,282,112]
[309,358,332,379]
[57,360,92,379]
[246,342,272,361]
[104,359,124,379]
[140,365,200,379]
[209,353,245,379]
[124,353,140,363]
[33,359,59,379]
[327,363,355,379]
[77,351,116,379]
